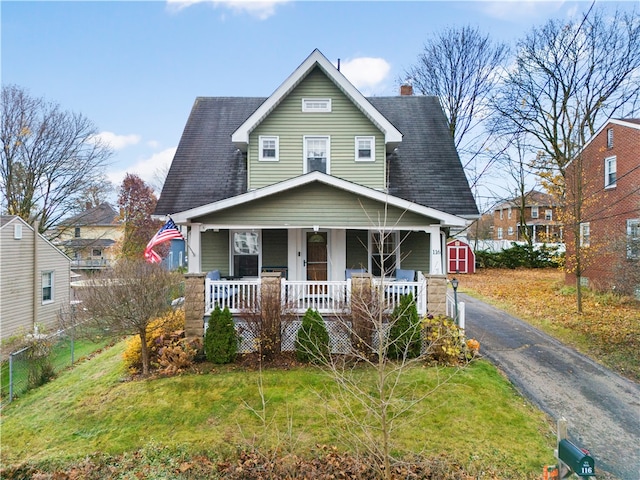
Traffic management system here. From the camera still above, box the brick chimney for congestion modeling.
[400,84,413,96]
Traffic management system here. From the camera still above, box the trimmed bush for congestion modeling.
[204,305,238,364]
[295,308,330,363]
[123,309,185,373]
[387,294,421,360]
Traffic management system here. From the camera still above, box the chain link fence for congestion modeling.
[1,326,110,407]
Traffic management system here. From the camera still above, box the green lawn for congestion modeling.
[0,340,556,478]
[0,333,112,403]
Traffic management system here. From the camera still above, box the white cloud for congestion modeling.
[92,131,141,150]
[166,0,289,20]
[107,147,177,193]
[337,57,391,95]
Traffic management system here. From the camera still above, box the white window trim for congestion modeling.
[14,224,22,239]
[507,208,512,219]
[628,219,640,259]
[580,222,591,247]
[531,206,539,219]
[302,98,331,113]
[605,156,617,189]
[230,230,261,277]
[355,136,375,162]
[259,135,279,162]
[497,227,503,240]
[607,128,614,149]
[507,226,514,236]
[369,230,400,276]
[545,209,553,221]
[42,271,54,304]
[499,210,503,220]
[303,136,330,174]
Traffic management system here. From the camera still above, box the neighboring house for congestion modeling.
[155,49,479,334]
[163,238,186,271]
[565,118,640,295]
[1,216,71,342]
[56,203,122,272]
[493,190,563,243]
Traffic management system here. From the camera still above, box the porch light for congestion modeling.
[451,277,459,325]
[313,225,319,232]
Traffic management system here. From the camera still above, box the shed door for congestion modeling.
[449,244,468,274]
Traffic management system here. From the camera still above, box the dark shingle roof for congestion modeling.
[62,203,119,226]
[155,96,478,218]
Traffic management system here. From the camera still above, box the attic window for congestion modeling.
[259,136,279,161]
[302,98,331,113]
[355,136,374,162]
[14,224,22,239]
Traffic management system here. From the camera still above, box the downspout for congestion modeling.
[33,219,39,334]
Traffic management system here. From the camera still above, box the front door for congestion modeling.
[306,231,328,281]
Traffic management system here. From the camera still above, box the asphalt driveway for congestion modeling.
[461,292,640,480]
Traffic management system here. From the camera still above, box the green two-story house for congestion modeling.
[155,49,478,326]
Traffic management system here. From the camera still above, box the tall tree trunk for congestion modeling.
[139,327,150,376]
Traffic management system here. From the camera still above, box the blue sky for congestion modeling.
[2,0,636,198]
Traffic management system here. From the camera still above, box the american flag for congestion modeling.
[144,218,184,263]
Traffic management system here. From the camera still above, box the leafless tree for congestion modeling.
[492,5,640,196]
[403,25,510,193]
[74,258,182,375]
[0,85,113,235]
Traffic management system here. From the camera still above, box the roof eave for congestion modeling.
[231,49,402,150]
[171,172,467,228]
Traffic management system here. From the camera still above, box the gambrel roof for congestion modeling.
[155,94,478,218]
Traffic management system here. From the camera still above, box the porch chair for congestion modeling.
[207,270,239,305]
[345,268,367,279]
[385,269,416,296]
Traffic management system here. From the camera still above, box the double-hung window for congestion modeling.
[370,231,398,277]
[259,136,279,161]
[355,136,374,161]
[304,136,329,174]
[545,210,553,221]
[605,156,617,188]
[628,219,640,259]
[42,271,53,303]
[232,231,260,277]
[580,222,591,247]
[497,227,503,239]
[531,206,539,219]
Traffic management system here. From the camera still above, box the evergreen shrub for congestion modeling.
[204,305,238,364]
[295,308,330,363]
[388,294,421,360]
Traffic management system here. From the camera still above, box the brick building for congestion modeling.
[493,190,563,243]
[565,118,640,295]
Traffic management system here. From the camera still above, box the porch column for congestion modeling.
[188,223,201,273]
[184,273,205,340]
[350,273,373,353]
[425,226,444,275]
[260,272,282,355]
[426,275,447,316]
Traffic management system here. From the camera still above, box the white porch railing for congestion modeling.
[205,279,260,314]
[282,280,348,314]
[446,293,465,330]
[205,277,430,316]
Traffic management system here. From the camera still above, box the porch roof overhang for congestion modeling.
[169,172,468,229]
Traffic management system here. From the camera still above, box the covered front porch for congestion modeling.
[172,174,469,337]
